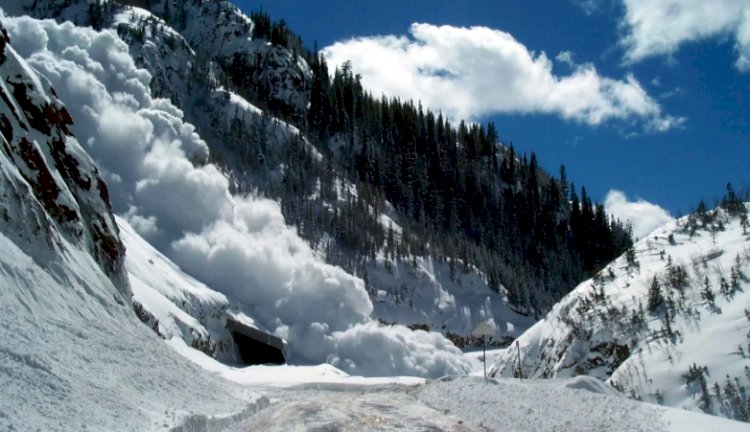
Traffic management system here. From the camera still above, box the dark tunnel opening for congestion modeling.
[227,318,286,366]
[232,330,286,365]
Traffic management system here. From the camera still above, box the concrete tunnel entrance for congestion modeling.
[226,318,286,365]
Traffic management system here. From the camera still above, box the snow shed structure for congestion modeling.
[226,318,286,365]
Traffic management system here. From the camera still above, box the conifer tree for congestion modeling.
[701,276,715,306]
[648,276,664,312]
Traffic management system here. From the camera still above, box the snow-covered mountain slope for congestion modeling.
[111,1,533,346]
[368,256,536,346]
[110,0,310,124]
[0,22,262,432]
[166,0,310,122]
[119,215,239,361]
[492,205,750,422]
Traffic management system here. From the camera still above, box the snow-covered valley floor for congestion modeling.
[208,373,750,432]
[162,345,749,432]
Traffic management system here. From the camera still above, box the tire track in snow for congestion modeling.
[237,384,481,432]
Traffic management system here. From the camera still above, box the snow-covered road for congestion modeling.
[227,376,750,432]
[235,383,480,431]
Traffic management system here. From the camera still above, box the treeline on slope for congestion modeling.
[684,182,749,236]
[248,9,304,55]
[307,55,632,309]
[218,8,634,314]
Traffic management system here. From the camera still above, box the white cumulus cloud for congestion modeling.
[618,0,750,71]
[556,50,576,67]
[322,23,680,131]
[3,14,471,377]
[604,190,673,239]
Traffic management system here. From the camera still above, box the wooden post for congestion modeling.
[471,320,495,381]
[483,335,487,379]
[516,341,523,381]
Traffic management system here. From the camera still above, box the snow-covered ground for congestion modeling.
[420,376,749,432]
[0,227,264,432]
[235,384,472,432]
[154,340,750,432]
[160,339,750,432]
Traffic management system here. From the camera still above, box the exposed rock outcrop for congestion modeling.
[0,21,128,295]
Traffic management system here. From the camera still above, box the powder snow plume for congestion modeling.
[1,13,470,377]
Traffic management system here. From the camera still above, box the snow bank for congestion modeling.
[2,13,470,377]
[0,228,261,432]
[563,375,624,397]
[419,376,750,432]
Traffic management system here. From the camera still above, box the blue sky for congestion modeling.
[237,0,749,235]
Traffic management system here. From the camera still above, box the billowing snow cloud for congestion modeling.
[322,23,681,131]
[604,190,673,239]
[618,0,750,71]
[3,14,470,377]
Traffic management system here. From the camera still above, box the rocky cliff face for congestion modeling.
[0,15,247,365]
[0,22,128,294]
[23,0,311,124]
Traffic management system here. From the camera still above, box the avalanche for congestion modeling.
[26,0,537,348]
[0,11,472,377]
